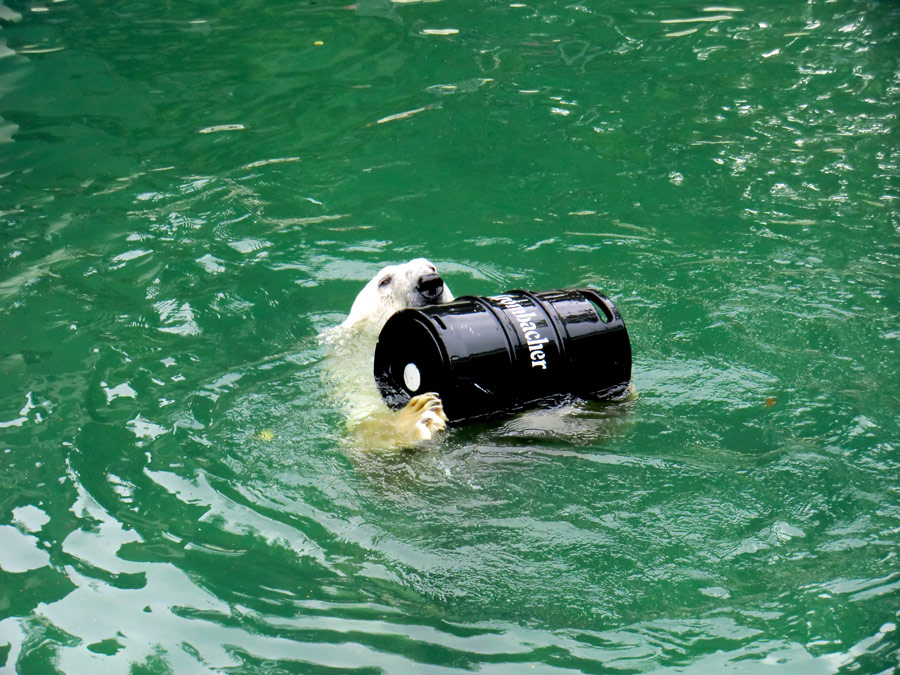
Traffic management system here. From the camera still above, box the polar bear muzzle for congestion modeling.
[415,272,445,305]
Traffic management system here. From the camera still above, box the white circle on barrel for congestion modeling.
[403,363,421,392]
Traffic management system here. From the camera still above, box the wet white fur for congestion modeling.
[321,258,453,433]
[338,258,454,334]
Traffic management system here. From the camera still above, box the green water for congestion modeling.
[1,0,899,671]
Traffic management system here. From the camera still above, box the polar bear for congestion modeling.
[320,258,454,450]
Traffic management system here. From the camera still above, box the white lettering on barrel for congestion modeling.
[495,294,550,369]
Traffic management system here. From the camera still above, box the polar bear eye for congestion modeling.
[378,275,393,289]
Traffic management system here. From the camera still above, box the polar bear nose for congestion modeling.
[416,273,444,304]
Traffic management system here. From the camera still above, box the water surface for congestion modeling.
[1,0,899,672]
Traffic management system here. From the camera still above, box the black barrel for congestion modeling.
[373,288,631,424]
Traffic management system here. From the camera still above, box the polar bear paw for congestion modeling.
[402,392,449,440]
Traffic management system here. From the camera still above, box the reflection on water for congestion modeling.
[1,0,898,671]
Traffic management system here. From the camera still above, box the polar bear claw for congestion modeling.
[404,393,449,440]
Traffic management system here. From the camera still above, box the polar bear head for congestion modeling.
[339,258,454,334]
